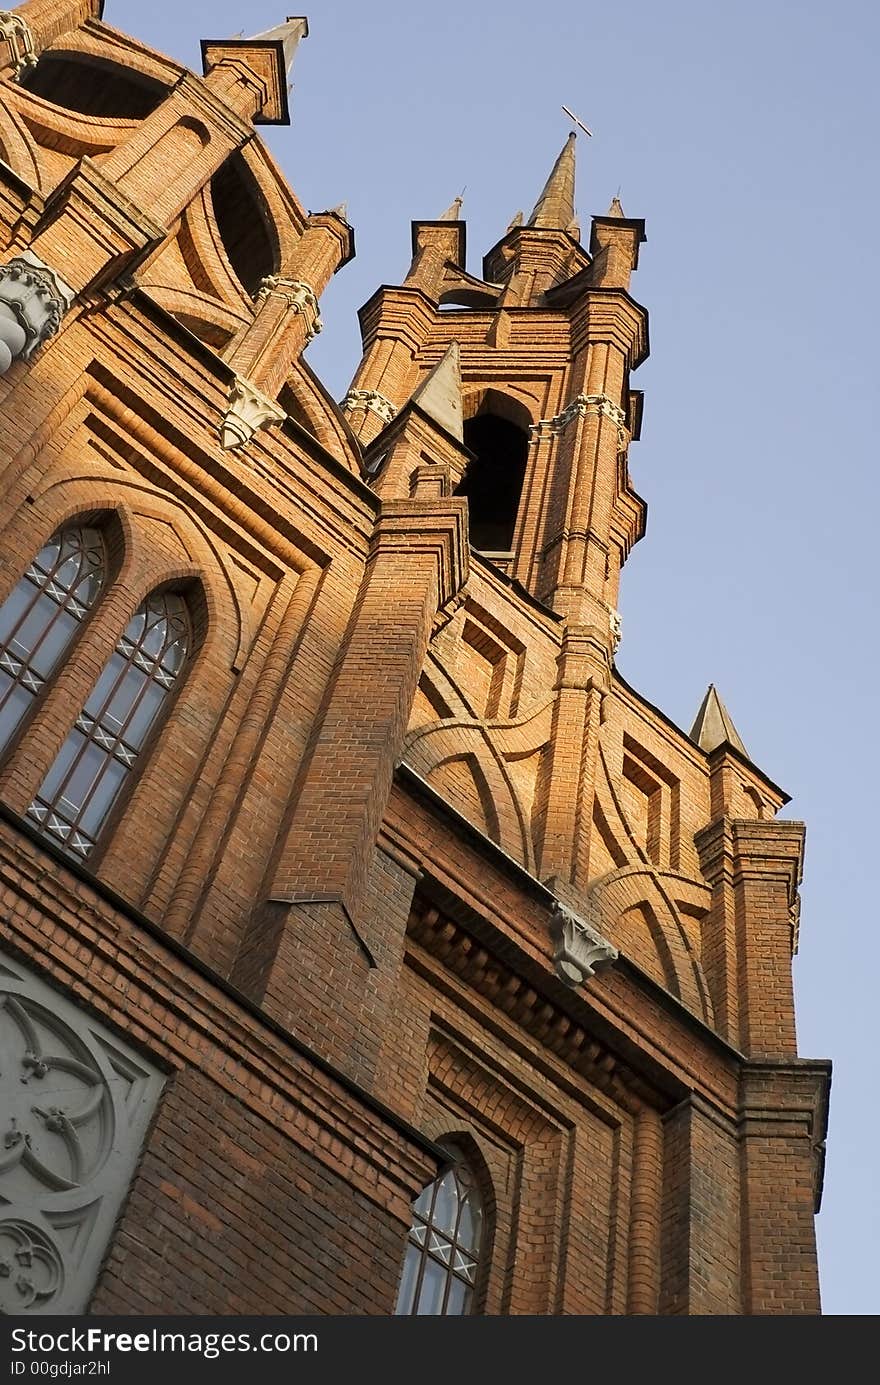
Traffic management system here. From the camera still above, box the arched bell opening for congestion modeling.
[455,410,528,557]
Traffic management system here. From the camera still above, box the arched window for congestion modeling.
[394,1149,484,1315]
[0,525,106,755]
[28,589,190,860]
[456,412,528,554]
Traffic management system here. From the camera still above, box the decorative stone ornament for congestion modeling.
[549,901,618,987]
[256,275,322,341]
[531,393,628,438]
[0,950,164,1314]
[341,388,397,424]
[0,251,75,374]
[220,374,286,450]
[0,11,37,80]
[609,608,622,653]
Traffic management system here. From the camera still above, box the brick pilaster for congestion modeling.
[660,1094,741,1314]
[233,484,468,1067]
[739,1061,829,1314]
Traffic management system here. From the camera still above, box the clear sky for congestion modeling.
[109,0,880,1315]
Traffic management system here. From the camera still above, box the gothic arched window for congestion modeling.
[0,525,106,755]
[394,1150,484,1315]
[28,589,191,860]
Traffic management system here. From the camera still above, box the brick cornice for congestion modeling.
[731,818,805,900]
[357,284,438,354]
[568,289,649,366]
[738,1059,831,1211]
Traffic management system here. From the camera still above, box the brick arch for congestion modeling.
[280,361,364,475]
[405,723,533,867]
[411,1122,499,1314]
[462,388,536,432]
[587,867,714,1025]
[26,476,251,669]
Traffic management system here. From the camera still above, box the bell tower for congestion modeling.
[345,133,646,661]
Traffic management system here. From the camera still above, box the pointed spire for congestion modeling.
[439,195,463,221]
[689,684,748,756]
[410,342,463,441]
[506,210,524,232]
[528,131,577,231]
[249,16,309,74]
[607,195,626,218]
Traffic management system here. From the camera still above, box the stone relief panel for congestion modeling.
[0,951,164,1315]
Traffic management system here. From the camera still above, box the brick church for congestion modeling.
[0,1,829,1316]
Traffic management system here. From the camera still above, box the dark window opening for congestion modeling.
[21,54,165,120]
[210,154,277,297]
[456,413,528,552]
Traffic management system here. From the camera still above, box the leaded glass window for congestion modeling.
[394,1152,484,1315]
[0,526,105,753]
[28,589,190,860]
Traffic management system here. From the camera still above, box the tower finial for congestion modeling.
[689,684,748,755]
[528,131,577,231]
[248,16,309,76]
[439,195,464,221]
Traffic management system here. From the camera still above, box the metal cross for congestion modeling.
[562,106,593,137]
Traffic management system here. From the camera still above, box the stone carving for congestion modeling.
[341,388,398,424]
[0,952,164,1314]
[0,251,75,374]
[549,901,618,987]
[0,1220,63,1314]
[531,393,628,438]
[256,275,322,341]
[220,374,286,450]
[609,608,622,654]
[0,11,38,80]
[790,894,801,956]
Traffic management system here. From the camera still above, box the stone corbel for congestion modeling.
[220,374,285,450]
[0,11,37,80]
[0,251,75,374]
[550,900,618,987]
[531,393,629,439]
[256,275,322,341]
[341,388,398,425]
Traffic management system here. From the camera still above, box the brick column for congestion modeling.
[234,485,468,1066]
[626,1103,663,1314]
[532,626,609,888]
[660,1094,741,1314]
[739,1062,829,1314]
[224,213,353,401]
[696,816,740,1049]
[731,820,804,1058]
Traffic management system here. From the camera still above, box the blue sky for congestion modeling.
[110,0,880,1314]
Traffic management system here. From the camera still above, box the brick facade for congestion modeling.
[0,1,828,1316]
